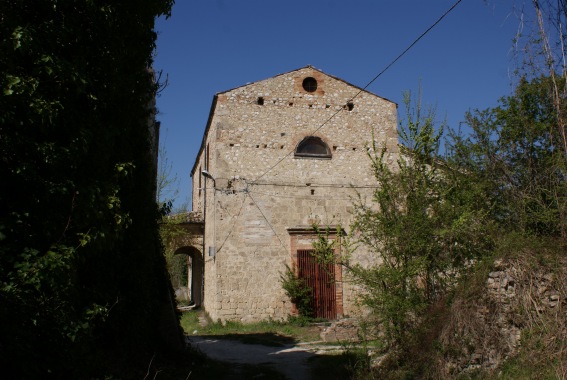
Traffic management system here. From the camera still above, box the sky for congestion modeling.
[153,0,525,210]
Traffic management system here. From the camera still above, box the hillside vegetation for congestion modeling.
[328,3,567,376]
[328,72,567,380]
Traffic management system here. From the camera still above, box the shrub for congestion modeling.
[280,264,314,318]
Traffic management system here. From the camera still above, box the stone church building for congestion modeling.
[186,66,398,323]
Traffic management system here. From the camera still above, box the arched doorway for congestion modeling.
[172,246,203,307]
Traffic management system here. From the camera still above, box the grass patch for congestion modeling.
[180,310,323,344]
[308,349,368,380]
[180,310,372,378]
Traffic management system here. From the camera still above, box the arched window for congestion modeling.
[294,136,332,159]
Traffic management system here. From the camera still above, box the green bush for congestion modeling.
[280,264,314,318]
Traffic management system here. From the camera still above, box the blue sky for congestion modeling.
[154,0,523,210]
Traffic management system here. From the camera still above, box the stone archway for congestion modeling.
[161,212,204,307]
[172,246,203,306]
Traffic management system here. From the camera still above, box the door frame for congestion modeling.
[287,226,343,319]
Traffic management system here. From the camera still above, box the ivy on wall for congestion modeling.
[0,1,176,377]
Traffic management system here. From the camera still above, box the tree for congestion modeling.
[0,1,177,377]
[450,75,567,237]
[344,89,493,348]
[513,1,567,152]
[508,1,567,238]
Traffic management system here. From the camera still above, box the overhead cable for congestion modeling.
[252,0,463,183]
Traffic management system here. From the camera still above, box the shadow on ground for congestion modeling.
[200,332,299,347]
[186,333,356,380]
[149,333,358,380]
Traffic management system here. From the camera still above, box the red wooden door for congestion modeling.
[297,249,336,319]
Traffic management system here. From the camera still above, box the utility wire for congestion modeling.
[357,0,463,94]
[248,189,356,201]
[215,191,248,254]
[247,191,288,253]
[212,186,369,252]
[249,180,380,189]
[252,0,463,183]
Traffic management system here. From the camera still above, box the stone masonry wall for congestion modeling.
[192,66,398,322]
[439,257,566,376]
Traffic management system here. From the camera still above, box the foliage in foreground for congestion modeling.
[318,74,566,378]
[280,264,314,318]
[346,89,494,348]
[364,235,567,380]
[0,1,176,377]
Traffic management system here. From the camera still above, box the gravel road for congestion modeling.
[187,336,344,380]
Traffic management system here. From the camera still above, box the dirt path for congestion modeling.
[186,336,344,380]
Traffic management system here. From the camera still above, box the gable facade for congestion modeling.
[190,66,398,323]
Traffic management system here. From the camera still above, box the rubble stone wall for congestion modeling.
[192,66,398,322]
[443,258,565,375]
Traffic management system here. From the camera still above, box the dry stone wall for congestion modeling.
[441,258,566,375]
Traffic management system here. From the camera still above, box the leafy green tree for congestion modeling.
[450,76,567,238]
[346,89,493,348]
[507,1,567,238]
[0,1,176,377]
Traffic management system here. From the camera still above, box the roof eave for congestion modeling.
[190,94,218,178]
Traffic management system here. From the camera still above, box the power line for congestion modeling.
[358,0,463,94]
[247,191,288,253]
[252,0,463,183]
[215,192,248,254]
[247,189,357,201]
[213,187,355,254]
[247,179,380,189]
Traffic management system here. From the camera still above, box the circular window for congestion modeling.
[302,77,318,92]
